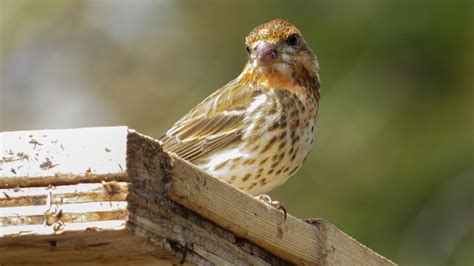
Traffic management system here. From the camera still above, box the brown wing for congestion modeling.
[160,81,260,163]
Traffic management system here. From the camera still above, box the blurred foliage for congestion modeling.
[1,0,473,265]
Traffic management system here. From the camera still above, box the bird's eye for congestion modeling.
[246,45,251,54]
[286,34,299,46]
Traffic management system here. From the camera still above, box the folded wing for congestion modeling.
[160,81,260,163]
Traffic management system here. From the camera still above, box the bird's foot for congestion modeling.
[256,194,287,220]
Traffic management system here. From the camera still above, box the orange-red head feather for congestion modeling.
[240,19,320,98]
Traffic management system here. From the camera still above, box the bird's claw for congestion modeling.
[256,194,287,220]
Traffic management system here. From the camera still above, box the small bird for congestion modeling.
[160,19,320,200]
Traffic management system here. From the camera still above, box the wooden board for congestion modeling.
[1,127,396,265]
[0,127,287,265]
[127,130,396,265]
[0,230,186,265]
[0,126,128,188]
[126,130,289,265]
[0,127,189,265]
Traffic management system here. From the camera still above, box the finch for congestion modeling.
[160,19,320,196]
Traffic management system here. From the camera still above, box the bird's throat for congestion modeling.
[239,62,320,99]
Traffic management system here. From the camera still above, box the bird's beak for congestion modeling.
[254,41,278,67]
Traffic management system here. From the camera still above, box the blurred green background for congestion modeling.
[1,0,473,265]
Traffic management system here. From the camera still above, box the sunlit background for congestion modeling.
[1,0,473,265]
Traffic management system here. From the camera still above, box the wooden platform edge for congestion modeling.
[126,130,396,266]
[0,127,192,264]
[1,127,396,265]
[0,127,289,265]
[126,130,290,265]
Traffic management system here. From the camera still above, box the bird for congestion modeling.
[160,19,320,205]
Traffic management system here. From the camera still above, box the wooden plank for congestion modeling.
[0,183,129,232]
[0,126,128,188]
[1,127,396,265]
[0,229,190,265]
[0,127,191,265]
[305,218,395,266]
[126,132,395,265]
[169,160,395,265]
[0,182,128,208]
[1,127,289,265]
[0,179,189,264]
[126,131,291,265]
[169,156,322,264]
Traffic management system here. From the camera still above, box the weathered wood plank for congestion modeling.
[126,131,290,265]
[0,126,128,188]
[0,182,128,208]
[169,155,395,265]
[1,127,396,265]
[127,130,395,265]
[0,229,190,265]
[169,155,321,264]
[0,127,193,265]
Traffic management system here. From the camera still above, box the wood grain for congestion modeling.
[0,229,189,265]
[126,131,290,265]
[128,130,395,265]
[167,154,395,265]
[0,126,128,188]
[1,127,396,265]
[0,127,189,265]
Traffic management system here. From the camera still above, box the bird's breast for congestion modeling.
[200,89,318,195]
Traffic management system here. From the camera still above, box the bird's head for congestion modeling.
[242,19,319,90]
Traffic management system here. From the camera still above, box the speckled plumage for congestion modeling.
[160,19,320,195]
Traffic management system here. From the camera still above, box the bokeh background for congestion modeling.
[1,0,473,264]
